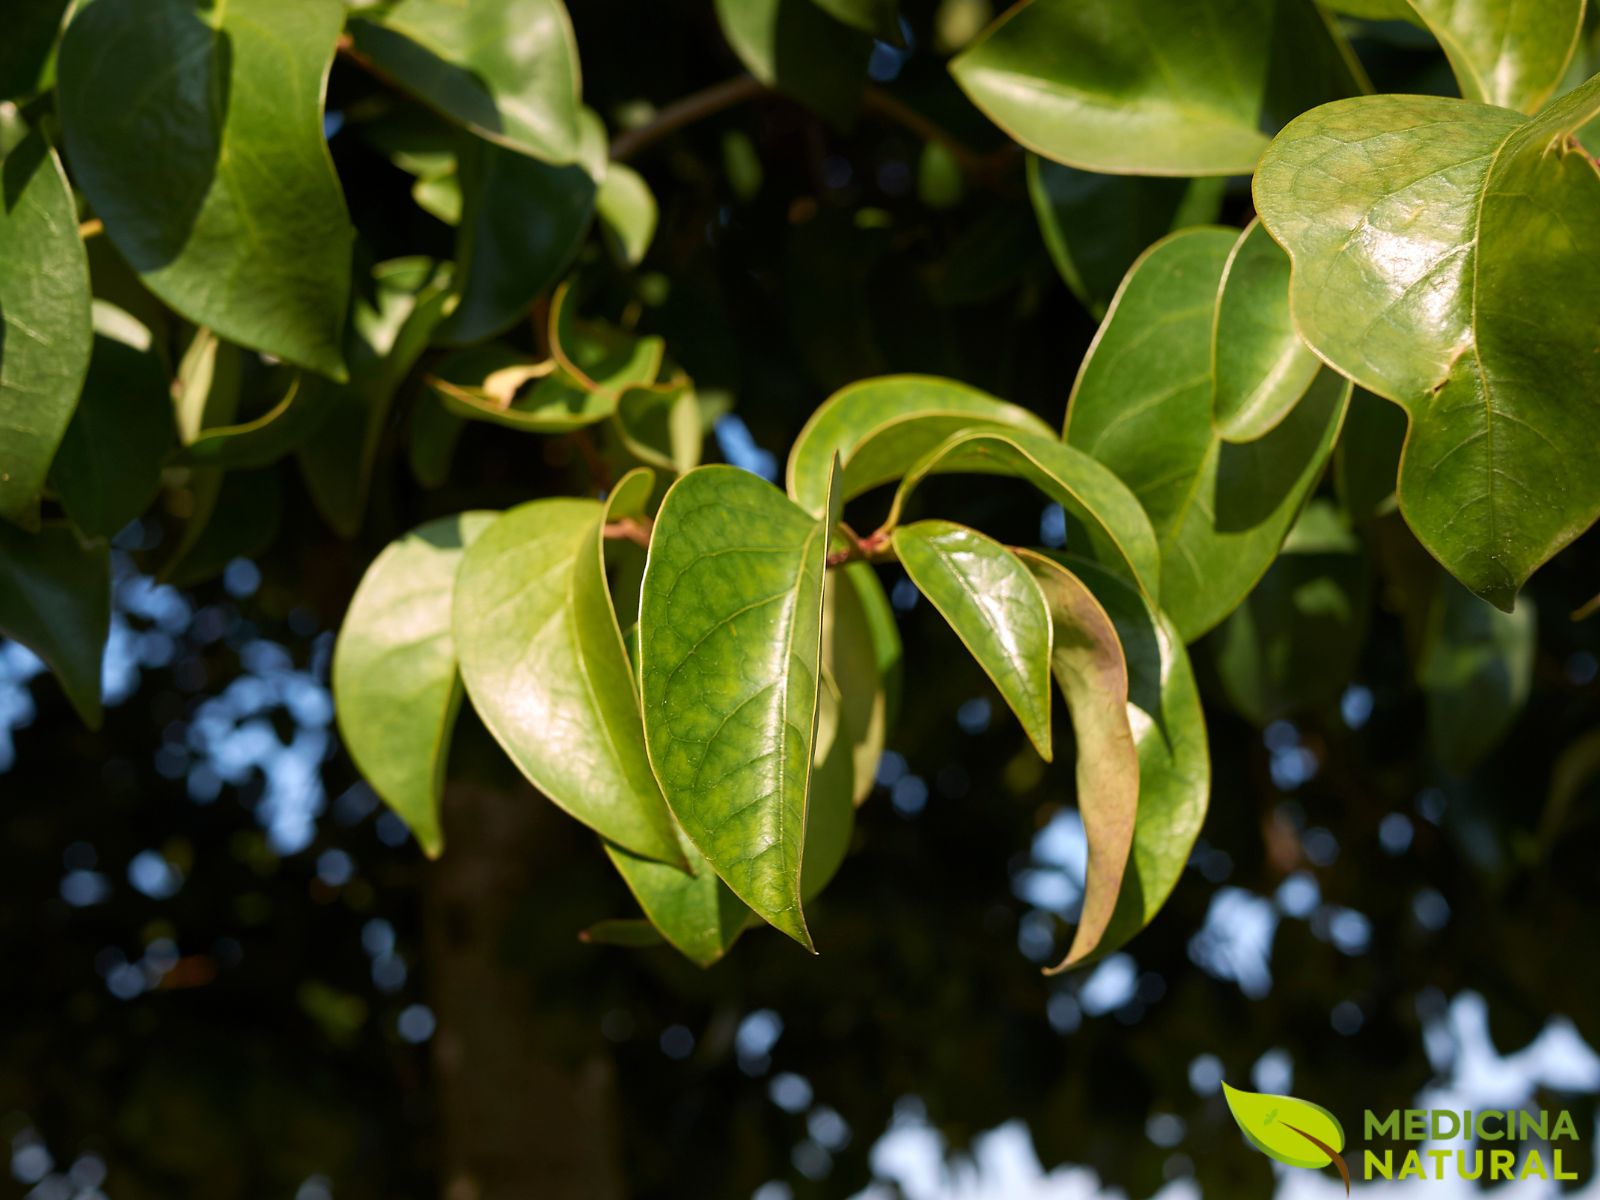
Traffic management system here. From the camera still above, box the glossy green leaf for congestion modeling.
[596,163,658,267]
[1334,388,1408,523]
[1017,551,1139,971]
[51,322,176,540]
[714,0,872,126]
[1064,228,1350,641]
[0,521,109,728]
[0,0,70,99]
[1035,554,1209,962]
[435,117,601,344]
[892,521,1054,760]
[1405,0,1586,113]
[799,672,857,901]
[332,512,496,859]
[1419,576,1535,774]
[1212,219,1323,442]
[58,0,354,378]
[298,258,453,537]
[346,0,582,163]
[614,381,701,475]
[640,464,840,950]
[454,485,684,867]
[1028,155,1225,317]
[826,561,898,804]
[1254,81,1600,609]
[0,131,92,529]
[787,374,1055,518]
[1223,1083,1346,1170]
[950,0,1366,176]
[886,428,1163,604]
[1214,501,1371,725]
[1325,0,1417,17]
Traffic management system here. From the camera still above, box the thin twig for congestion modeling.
[78,218,103,239]
[610,76,768,162]
[860,86,991,177]
[602,516,653,549]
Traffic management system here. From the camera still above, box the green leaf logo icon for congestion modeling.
[1223,1082,1349,1193]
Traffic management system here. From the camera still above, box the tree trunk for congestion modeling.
[425,782,625,1200]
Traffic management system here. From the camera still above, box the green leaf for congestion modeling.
[1324,0,1417,18]
[408,390,467,489]
[162,467,282,589]
[1214,501,1371,725]
[1063,228,1350,641]
[346,0,582,163]
[435,118,600,344]
[1254,80,1600,609]
[614,381,701,475]
[1405,0,1586,113]
[173,329,245,446]
[596,163,658,267]
[178,376,328,470]
[1034,553,1209,963]
[1017,551,1139,971]
[799,671,858,900]
[0,131,92,529]
[714,0,872,126]
[807,0,903,43]
[1027,154,1225,317]
[1212,219,1324,443]
[786,374,1055,518]
[51,322,176,540]
[0,0,70,100]
[454,480,685,867]
[0,521,109,729]
[1334,388,1407,523]
[640,464,839,950]
[1222,1083,1346,1170]
[1419,575,1535,774]
[298,257,454,537]
[950,0,1366,176]
[891,521,1054,760]
[825,561,899,804]
[332,512,496,859]
[885,428,1164,604]
[58,0,354,378]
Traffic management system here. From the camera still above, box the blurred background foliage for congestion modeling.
[4,1,1600,1198]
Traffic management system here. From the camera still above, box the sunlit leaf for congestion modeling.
[1017,551,1139,971]
[332,513,497,858]
[787,375,1054,518]
[892,521,1054,760]
[1064,228,1349,641]
[596,163,658,267]
[58,0,354,377]
[1255,77,1600,609]
[825,561,899,804]
[640,463,840,949]
[0,521,109,729]
[0,131,92,529]
[1405,0,1586,113]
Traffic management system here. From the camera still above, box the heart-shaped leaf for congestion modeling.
[346,0,582,164]
[950,0,1366,176]
[454,482,685,867]
[1405,0,1586,113]
[1214,501,1371,725]
[1223,1082,1346,1172]
[640,463,840,949]
[0,131,91,529]
[1064,228,1350,641]
[58,0,354,378]
[1213,219,1324,443]
[1033,554,1209,963]
[1028,155,1225,317]
[0,521,109,729]
[1017,552,1139,971]
[887,427,1163,604]
[787,375,1055,518]
[892,521,1054,760]
[332,512,496,858]
[1254,78,1600,609]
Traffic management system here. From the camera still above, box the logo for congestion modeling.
[1224,1082,1350,1194]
